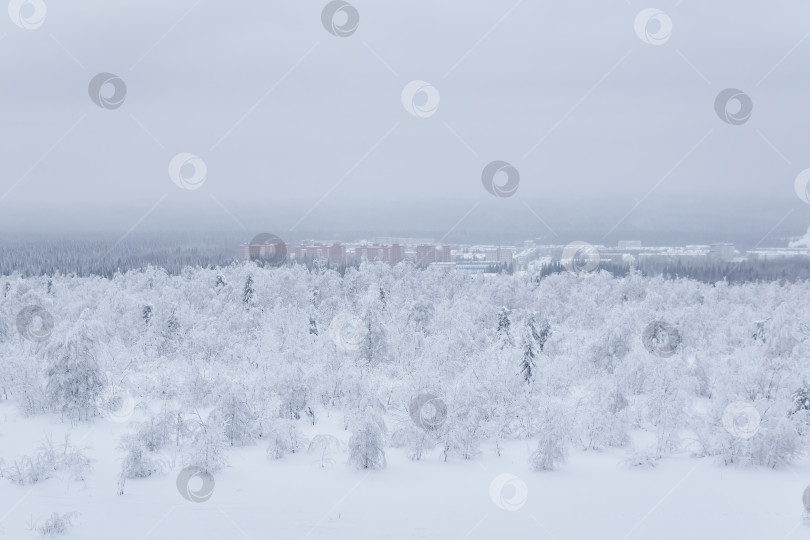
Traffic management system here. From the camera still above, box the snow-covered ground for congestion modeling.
[0,401,807,540]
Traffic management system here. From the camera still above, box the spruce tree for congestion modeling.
[496,307,513,348]
[520,336,536,384]
[243,274,254,307]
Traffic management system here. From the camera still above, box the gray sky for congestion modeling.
[1,0,809,245]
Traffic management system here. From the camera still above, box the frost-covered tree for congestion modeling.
[45,322,104,422]
[129,410,177,452]
[791,385,810,414]
[118,441,165,481]
[528,315,551,352]
[577,381,629,451]
[159,308,181,356]
[142,304,153,326]
[308,434,341,468]
[361,317,388,366]
[216,389,258,447]
[348,410,387,470]
[438,391,487,461]
[529,401,570,471]
[391,425,435,461]
[277,376,308,420]
[266,419,307,459]
[187,413,229,473]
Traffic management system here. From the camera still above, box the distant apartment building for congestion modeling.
[390,243,405,264]
[599,245,708,265]
[499,248,514,264]
[484,247,514,264]
[295,243,328,261]
[329,243,346,265]
[294,242,346,265]
[353,243,405,264]
[355,244,387,263]
[618,241,642,250]
[747,247,810,260]
[437,245,452,263]
[416,244,437,265]
[456,261,497,273]
[414,244,451,265]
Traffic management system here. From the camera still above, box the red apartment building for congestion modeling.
[294,242,346,265]
[354,243,406,264]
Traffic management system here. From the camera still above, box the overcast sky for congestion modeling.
[1,0,809,245]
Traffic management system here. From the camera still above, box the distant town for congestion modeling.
[237,237,810,273]
[10,233,810,280]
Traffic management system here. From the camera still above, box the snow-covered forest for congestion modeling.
[2,263,810,537]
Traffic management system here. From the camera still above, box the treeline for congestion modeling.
[0,234,239,278]
[641,258,810,283]
[536,258,810,284]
